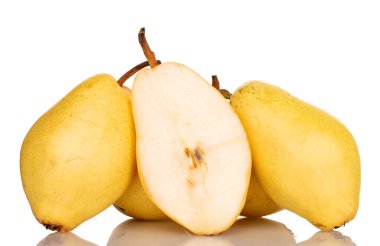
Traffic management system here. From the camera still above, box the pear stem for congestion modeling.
[139,28,159,68]
[117,60,161,87]
[212,75,220,90]
[211,75,232,100]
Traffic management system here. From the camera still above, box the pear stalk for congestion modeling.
[117,60,161,87]
[138,28,159,68]
[211,75,232,100]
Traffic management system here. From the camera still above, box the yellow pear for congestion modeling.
[212,76,281,218]
[131,28,251,235]
[114,171,167,220]
[20,73,137,232]
[230,81,360,231]
[240,175,282,217]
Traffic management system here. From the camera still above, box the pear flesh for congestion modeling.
[132,62,251,235]
[20,74,136,232]
[231,81,360,231]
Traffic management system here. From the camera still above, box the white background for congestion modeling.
[1,0,379,245]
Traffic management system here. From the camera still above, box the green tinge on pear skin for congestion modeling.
[20,74,136,231]
[231,81,360,231]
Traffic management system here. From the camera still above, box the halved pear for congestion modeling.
[132,61,251,235]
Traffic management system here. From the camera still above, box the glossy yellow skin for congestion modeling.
[231,81,360,231]
[114,171,167,220]
[20,74,136,231]
[241,174,282,217]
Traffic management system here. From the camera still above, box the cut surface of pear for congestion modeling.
[132,62,251,235]
[231,81,360,231]
[20,74,135,231]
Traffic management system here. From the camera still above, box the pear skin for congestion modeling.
[230,81,360,231]
[114,171,167,220]
[241,174,282,217]
[20,74,135,231]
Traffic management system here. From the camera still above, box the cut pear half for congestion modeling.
[132,62,251,235]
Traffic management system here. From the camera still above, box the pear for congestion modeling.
[212,76,282,218]
[114,171,167,220]
[230,81,360,231]
[20,62,150,231]
[131,28,251,235]
[240,175,282,217]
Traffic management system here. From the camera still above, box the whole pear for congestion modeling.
[240,175,282,217]
[20,74,136,231]
[230,81,360,231]
[114,170,167,220]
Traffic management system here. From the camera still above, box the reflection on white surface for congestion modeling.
[106,218,295,246]
[106,220,190,246]
[298,231,356,246]
[221,218,296,245]
[37,232,97,246]
[37,218,356,246]
[177,236,234,246]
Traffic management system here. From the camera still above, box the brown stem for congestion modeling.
[212,75,220,90]
[220,89,232,100]
[117,61,150,86]
[139,28,159,67]
[211,75,232,100]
